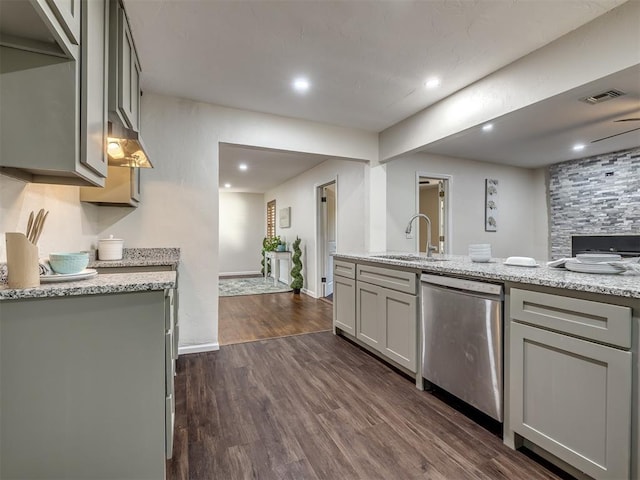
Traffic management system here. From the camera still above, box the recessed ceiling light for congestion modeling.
[239,164,248,171]
[224,183,231,188]
[292,77,310,93]
[573,144,585,151]
[482,123,493,132]
[425,77,440,89]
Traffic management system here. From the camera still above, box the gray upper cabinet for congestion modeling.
[46,0,81,45]
[109,0,142,132]
[0,0,108,186]
[80,0,108,177]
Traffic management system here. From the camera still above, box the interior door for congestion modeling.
[321,183,336,297]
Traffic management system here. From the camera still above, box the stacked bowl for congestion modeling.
[469,244,492,263]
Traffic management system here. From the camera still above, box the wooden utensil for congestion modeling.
[33,210,49,244]
[26,211,34,240]
[28,210,40,243]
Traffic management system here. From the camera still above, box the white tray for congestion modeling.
[40,269,98,283]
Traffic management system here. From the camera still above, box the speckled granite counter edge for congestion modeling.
[0,271,176,300]
[89,247,180,268]
[333,253,640,300]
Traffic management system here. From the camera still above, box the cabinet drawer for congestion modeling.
[510,288,631,348]
[334,259,355,279]
[357,264,417,295]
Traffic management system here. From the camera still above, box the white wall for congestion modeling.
[0,175,99,261]
[219,192,264,276]
[386,153,549,260]
[96,93,377,352]
[265,158,367,297]
[380,0,640,161]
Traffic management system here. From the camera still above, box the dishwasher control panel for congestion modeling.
[421,273,503,296]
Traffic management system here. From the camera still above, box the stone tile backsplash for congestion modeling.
[549,146,640,258]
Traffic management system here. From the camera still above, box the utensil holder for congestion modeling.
[6,232,40,288]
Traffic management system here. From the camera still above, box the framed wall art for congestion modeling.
[279,207,291,228]
[485,179,498,232]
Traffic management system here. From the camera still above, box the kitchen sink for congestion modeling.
[372,254,449,262]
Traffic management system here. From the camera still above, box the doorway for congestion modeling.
[317,180,337,300]
[416,175,450,254]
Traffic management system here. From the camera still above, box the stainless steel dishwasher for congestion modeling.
[421,274,504,421]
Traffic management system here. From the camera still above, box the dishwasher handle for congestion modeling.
[421,273,503,297]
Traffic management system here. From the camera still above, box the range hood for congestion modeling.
[106,122,153,168]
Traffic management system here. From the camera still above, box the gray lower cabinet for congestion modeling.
[0,290,171,479]
[356,280,417,371]
[333,259,356,335]
[508,288,633,480]
[333,259,418,373]
[355,264,418,373]
[333,274,356,334]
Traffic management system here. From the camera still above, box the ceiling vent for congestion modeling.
[580,89,626,105]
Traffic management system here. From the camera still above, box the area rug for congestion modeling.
[219,277,292,297]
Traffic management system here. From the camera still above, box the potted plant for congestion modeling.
[260,236,281,275]
[290,236,303,294]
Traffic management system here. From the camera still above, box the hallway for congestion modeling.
[218,291,333,345]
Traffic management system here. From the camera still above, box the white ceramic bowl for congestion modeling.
[469,244,491,262]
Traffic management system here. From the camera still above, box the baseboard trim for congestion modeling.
[178,342,220,355]
[301,288,318,298]
[219,271,261,277]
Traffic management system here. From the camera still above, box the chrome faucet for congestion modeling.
[405,214,437,257]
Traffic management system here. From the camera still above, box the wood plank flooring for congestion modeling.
[219,292,332,345]
[167,332,565,480]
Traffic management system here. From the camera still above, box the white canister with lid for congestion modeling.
[98,235,124,260]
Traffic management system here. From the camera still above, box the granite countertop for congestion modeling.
[88,247,180,268]
[0,271,176,300]
[334,253,640,299]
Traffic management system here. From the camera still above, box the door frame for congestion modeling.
[315,177,338,299]
[415,172,452,254]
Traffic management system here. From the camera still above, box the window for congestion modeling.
[266,200,276,238]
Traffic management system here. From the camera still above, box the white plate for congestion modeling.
[503,261,539,267]
[40,269,98,283]
[576,253,622,264]
[565,260,624,275]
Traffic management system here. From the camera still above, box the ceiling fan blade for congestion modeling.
[614,118,640,122]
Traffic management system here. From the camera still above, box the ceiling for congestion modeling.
[123,0,635,190]
[124,0,626,132]
[422,65,640,168]
[218,144,333,193]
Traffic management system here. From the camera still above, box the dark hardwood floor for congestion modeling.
[219,292,332,346]
[167,332,564,480]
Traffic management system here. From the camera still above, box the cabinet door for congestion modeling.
[333,275,355,334]
[356,281,383,350]
[117,7,141,131]
[510,322,631,480]
[380,288,417,372]
[356,281,418,373]
[80,0,108,177]
[46,0,81,45]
